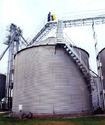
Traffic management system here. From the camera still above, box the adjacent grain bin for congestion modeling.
[97,48,105,89]
[0,74,6,101]
[97,48,105,108]
[12,37,92,116]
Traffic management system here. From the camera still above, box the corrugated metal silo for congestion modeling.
[0,74,6,101]
[97,48,105,108]
[12,37,92,115]
[97,48,105,89]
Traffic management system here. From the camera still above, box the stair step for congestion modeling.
[77,62,82,66]
[66,48,69,51]
[80,65,84,68]
[82,70,87,74]
[69,51,72,54]
[73,56,77,60]
[75,59,80,63]
[71,53,75,57]
[81,68,86,72]
[64,45,67,48]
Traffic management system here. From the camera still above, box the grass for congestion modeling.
[0,113,105,125]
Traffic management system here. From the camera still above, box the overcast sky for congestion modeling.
[1,0,105,74]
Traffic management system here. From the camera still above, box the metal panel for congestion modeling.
[13,39,92,114]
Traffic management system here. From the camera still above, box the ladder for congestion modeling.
[63,41,102,109]
[56,20,91,85]
[63,42,91,84]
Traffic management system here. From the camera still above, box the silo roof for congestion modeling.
[0,73,6,76]
[16,37,89,57]
[97,47,105,59]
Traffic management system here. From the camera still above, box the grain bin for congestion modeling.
[12,37,92,115]
[97,48,105,108]
[0,74,6,101]
[97,48,105,89]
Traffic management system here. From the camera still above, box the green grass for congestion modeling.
[0,113,105,125]
[70,116,105,125]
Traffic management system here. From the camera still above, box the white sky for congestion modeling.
[0,0,105,74]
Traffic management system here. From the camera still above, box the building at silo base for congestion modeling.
[12,37,92,115]
[0,74,6,101]
[0,74,6,110]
